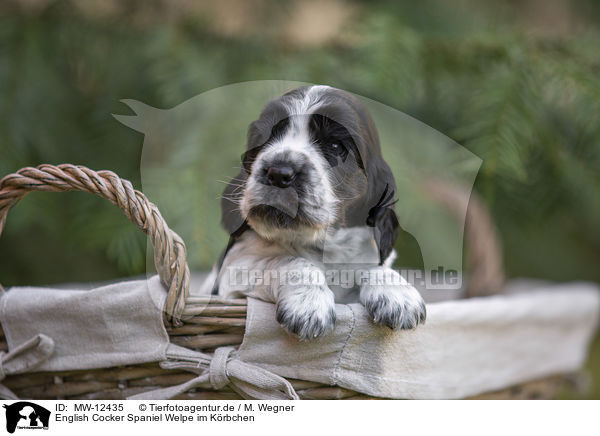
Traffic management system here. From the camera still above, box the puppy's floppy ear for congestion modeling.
[366,160,400,265]
[215,169,251,295]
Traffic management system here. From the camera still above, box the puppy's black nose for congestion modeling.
[266,166,295,188]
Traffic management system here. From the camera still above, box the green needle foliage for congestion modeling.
[1,0,599,286]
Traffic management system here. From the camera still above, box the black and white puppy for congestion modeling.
[208,85,426,339]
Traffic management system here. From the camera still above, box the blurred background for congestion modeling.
[0,0,598,398]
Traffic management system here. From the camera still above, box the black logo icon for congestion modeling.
[3,402,50,433]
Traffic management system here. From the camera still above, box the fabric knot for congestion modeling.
[0,334,54,381]
[130,344,300,400]
[209,346,235,390]
[0,334,55,400]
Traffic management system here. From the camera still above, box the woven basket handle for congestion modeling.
[0,164,189,327]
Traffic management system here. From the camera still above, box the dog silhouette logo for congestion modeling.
[3,402,50,433]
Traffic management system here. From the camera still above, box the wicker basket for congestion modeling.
[0,164,575,400]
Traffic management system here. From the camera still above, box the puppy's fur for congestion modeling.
[207,85,426,339]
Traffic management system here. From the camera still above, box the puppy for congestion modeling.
[208,85,426,339]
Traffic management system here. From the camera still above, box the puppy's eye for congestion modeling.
[328,141,346,156]
[317,140,348,168]
[328,141,345,152]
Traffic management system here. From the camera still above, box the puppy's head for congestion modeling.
[222,85,398,262]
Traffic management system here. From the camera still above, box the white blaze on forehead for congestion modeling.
[289,85,330,115]
[261,86,324,164]
[285,85,330,133]
[263,84,331,159]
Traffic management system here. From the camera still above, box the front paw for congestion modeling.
[361,280,426,330]
[276,285,336,340]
